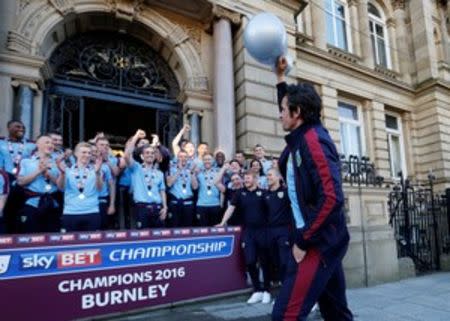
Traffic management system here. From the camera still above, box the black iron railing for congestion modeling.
[340,155,384,187]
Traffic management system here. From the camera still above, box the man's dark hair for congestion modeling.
[7,119,24,127]
[286,83,322,124]
[235,150,245,155]
[229,159,241,167]
[47,131,62,137]
[199,142,209,146]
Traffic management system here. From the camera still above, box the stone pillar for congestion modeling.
[409,0,439,83]
[348,0,361,57]
[311,0,327,50]
[320,85,340,146]
[357,0,375,68]
[0,0,16,50]
[367,101,390,179]
[386,18,400,72]
[303,4,313,37]
[0,75,14,136]
[14,84,35,140]
[213,12,237,158]
[439,4,450,64]
[189,112,201,148]
[393,1,411,83]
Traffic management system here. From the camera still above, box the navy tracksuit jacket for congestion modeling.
[272,82,353,321]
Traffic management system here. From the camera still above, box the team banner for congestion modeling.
[0,227,247,321]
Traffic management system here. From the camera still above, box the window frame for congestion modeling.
[368,2,392,69]
[385,111,407,178]
[338,100,366,159]
[325,0,353,52]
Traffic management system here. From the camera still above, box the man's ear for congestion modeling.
[140,154,144,161]
[292,106,302,120]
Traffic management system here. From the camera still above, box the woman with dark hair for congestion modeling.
[249,158,268,190]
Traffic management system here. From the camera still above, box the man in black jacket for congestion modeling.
[271,57,353,321]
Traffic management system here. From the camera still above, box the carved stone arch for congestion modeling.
[370,0,395,20]
[7,0,208,91]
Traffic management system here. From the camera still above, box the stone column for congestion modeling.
[14,84,35,140]
[189,112,201,148]
[367,101,390,179]
[386,18,400,72]
[303,4,313,37]
[320,85,340,146]
[439,4,450,64]
[0,75,14,136]
[213,7,240,158]
[311,0,327,50]
[0,0,16,50]
[357,0,375,68]
[392,1,411,83]
[348,0,361,57]
[409,0,438,83]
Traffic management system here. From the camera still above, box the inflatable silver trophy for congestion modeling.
[243,12,293,74]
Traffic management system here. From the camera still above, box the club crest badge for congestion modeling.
[256,191,262,196]
[277,191,284,199]
[295,150,302,167]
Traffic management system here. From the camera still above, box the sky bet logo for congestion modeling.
[20,249,102,271]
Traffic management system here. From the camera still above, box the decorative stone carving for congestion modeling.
[108,0,145,22]
[7,30,33,54]
[24,11,44,38]
[392,0,406,10]
[175,23,202,55]
[386,18,396,28]
[348,0,359,7]
[18,0,32,13]
[48,0,75,16]
[168,25,189,46]
[185,76,208,91]
[211,5,241,25]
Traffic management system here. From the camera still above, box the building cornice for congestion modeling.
[295,42,415,95]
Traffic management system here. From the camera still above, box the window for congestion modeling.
[385,113,406,178]
[338,102,364,158]
[326,0,352,51]
[368,3,391,68]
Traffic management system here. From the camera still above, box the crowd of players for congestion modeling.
[0,120,294,304]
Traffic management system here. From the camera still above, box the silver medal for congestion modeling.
[12,167,17,175]
[182,189,187,194]
[79,193,86,200]
[148,191,153,197]
[207,190,212,196]
[45,184,52,191]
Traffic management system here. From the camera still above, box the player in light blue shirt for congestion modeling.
[167,149,198,227]
[192,153,221,226]
[57,142,103,232]
[91,145,115,230]
[17,135,60,233]
[0,120,36,177]
[253,144,273,175]
[125,129,167,229]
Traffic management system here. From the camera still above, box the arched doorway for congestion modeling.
[43,31,182,149]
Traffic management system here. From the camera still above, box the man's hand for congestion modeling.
[107,204,115,215]
[183,124,191,133]
[159,207,168,220]
[276,56,288,81]
[292,244,306,264]
[134,129,146,140]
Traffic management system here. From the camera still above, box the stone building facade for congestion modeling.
[0,0,449,286]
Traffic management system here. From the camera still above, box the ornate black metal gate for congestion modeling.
[42,32,182,147]
[389,174,450,273]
